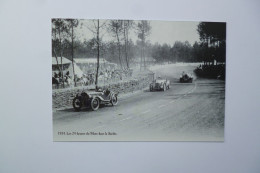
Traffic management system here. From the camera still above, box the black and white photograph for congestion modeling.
[2,0,260,172]
[52,19,226,141]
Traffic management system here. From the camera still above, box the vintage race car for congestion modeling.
[150,78,170,91]
[72,89,118,111]
[180,72,193,83]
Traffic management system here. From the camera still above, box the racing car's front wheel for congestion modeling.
[163,84,166,91]
[90,98,99,111]
[111,95,118,106]
[73,97,82,112]
[150,85,153,92]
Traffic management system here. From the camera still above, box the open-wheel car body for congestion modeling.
[150,77,170,91]
[180,72,193,83]
[72,89,118,111]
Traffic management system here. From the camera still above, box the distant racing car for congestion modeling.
[180,72,193,83]
[150,77,170,91]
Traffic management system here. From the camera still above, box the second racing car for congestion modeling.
[150,77,170,91]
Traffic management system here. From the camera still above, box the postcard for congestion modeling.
[52,19,226,141]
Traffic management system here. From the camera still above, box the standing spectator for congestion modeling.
[54,72,58,78]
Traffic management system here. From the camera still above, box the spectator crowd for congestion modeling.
[52,68,133,89]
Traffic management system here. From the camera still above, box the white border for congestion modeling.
[0,0,260,172]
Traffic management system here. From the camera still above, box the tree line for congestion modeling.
[52,19,226,87]
[52,20,226,67]
[52,19,152,87]
[197,22,226,64]
[52,19,150,70]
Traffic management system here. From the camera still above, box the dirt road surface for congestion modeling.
[53,63,225,141]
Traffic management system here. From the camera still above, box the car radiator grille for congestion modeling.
[155,83,160,88]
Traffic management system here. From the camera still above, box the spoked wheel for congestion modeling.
[90,98,99,111]
[163,84,166,91]
[150,86,153,92]
[73,97,82,111]
[111,95,118,106]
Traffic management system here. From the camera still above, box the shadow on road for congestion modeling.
[57,104,113,113]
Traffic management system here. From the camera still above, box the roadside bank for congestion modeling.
[52,71,154,110]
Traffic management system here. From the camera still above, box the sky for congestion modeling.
[149,21,200,45]
[75,19,200,46]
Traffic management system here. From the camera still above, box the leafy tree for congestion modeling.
[52,19,69,86]
[136,20,151,70]
[161,43,171,63]
[107,20,124,69]
[87,20,102,89]
[192,41,203,62]
[122,20,134,69]
[65,19,79,86]
[197,22,226,64]
[151,43,162,63]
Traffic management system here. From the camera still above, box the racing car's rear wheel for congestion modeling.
[111,95,118,106]
[73,97,82,111]
[90,98,99,111]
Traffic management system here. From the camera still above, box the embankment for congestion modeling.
[52,72,154,110]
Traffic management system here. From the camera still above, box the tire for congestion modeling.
[73,97,82,111]
[90,98,99,111]
[150,86,153,92]
[111,95,118,106]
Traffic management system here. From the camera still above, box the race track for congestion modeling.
[53,64,225,141]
